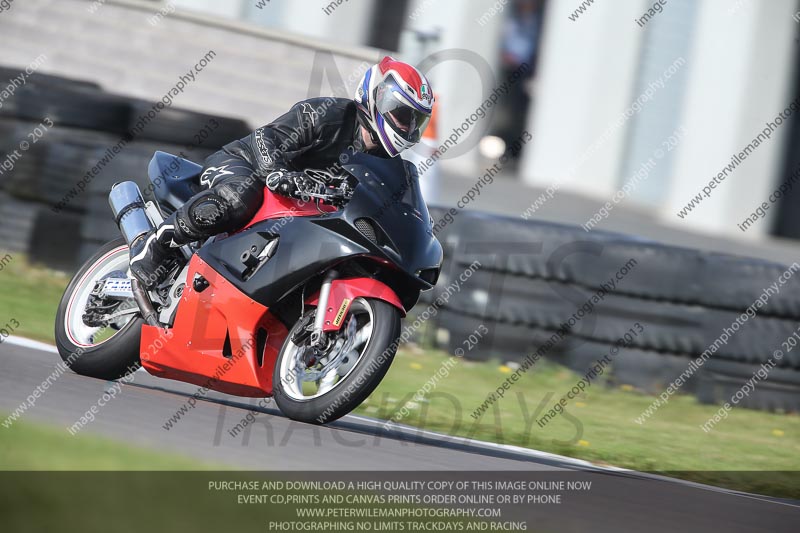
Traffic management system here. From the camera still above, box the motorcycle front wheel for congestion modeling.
[273,297,401,424]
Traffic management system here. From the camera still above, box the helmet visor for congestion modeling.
[375,76,431,143]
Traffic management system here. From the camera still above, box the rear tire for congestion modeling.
[54,238,143,380]
[273,298,401,425]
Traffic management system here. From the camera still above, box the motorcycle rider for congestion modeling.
[129,56,434,289]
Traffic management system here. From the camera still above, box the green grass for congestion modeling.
[0,252,69,343]
[2,252,798,497]
[0,419,286,533]
[0,419,504,532]
[358,349,800,471]
[0,417,211,470]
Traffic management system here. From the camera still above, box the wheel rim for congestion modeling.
[64,245,137,348]
[279,298,375,401]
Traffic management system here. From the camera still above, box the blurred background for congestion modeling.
[4,0,800,259]
[161,0,799,246]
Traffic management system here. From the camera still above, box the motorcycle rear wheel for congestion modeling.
[54,238,143,380]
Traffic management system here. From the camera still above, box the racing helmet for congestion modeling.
[354,56,434,157]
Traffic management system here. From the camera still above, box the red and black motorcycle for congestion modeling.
[55,151,442,424]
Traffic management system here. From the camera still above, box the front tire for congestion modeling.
[273,298,401,424]
[55,238,143,380]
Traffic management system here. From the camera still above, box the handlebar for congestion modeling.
[299,173,354,208]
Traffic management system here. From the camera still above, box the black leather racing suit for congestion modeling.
[167,97,387,245]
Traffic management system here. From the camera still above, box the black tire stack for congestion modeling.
[426,207,800,413]
[0,66,251,268]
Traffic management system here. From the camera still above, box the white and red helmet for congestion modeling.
[355,56,434,157]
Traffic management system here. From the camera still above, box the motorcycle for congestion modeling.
[54,151,442,424]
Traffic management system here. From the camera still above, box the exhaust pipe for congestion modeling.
[110,182,161,326]
[109,181,154,246]
[131,279,160,327]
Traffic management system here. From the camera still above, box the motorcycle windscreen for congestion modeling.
[342,152,443,281]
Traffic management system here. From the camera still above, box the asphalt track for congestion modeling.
[1,337,799,532]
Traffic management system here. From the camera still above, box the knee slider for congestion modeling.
[189,195,228,228]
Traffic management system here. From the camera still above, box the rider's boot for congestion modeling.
[129,216,183,290]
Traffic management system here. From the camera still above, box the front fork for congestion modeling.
[309,270,338,349]
[305,276,406,339]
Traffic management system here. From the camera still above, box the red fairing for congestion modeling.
[307,277,405,332]
[140,255,288,397]
[243,187,337,230]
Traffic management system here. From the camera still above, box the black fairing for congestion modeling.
[147,151,203,209]
[197,152,443,312]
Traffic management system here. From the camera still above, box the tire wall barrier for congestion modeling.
[0,68,248,266]
[426,208,800,414]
